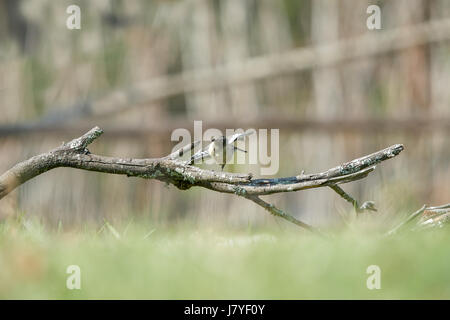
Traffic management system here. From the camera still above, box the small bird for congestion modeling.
[189,131,254,170]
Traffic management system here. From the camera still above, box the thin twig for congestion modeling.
[246,195,326,237]
[329,184,361,212]
[329,184,377,214]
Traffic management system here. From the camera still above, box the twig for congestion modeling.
[425,203,450,211]
[329,184,377,214]
[246,195,326,237]
[385,205,427,236]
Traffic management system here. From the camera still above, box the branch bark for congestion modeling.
[0,127,404,234]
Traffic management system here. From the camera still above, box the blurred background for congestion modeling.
[0,0,449,230]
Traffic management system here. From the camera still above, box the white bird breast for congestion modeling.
[208,140,235,164]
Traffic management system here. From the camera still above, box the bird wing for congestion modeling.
[188,150,211,164]
[227,130,255,144]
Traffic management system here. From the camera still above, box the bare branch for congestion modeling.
[0,127,404,234]
[425,203,450,211]
[204,143,403,197]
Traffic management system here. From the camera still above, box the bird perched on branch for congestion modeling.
[188,130,255,170]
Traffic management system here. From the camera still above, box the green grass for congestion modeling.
[1,217,450,299]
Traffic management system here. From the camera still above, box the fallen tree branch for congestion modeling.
[0,127,404,234]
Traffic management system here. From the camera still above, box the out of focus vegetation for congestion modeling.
[1,215,450,299]
[0,1,449,300]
